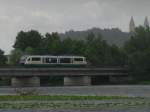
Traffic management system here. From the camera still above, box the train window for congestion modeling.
[74,58,83,61]
[60,58,71,63]
[45,58,51,63]
[45,58,57,63]
[51,58,57,63]
[32,57,41,61]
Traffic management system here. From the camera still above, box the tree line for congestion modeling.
[0,26,150,82]
[9,30,126,66]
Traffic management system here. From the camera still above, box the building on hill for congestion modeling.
[144,16,149,28]
[129,16,150,33]
[129,17,135,33]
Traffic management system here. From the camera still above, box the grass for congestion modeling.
[0,95,147,109]
[0,100,148,109]
[0,95,133,101]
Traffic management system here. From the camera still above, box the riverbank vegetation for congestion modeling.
[0,95,131,101]
[0,26,150,83]
[0,95,147,109]
[9,30,126,66]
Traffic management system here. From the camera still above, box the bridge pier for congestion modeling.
[64,76,91,86]
[11,76,40,87]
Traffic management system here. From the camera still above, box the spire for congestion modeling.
[129,16,135,32]
[144,16,149,28]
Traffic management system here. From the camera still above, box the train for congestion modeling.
[19,55,87,67]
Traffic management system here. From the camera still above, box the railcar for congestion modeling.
[19,55,87,67]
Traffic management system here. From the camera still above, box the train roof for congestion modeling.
[21,55,86,58]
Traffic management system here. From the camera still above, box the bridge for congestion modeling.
[0,67,129,87]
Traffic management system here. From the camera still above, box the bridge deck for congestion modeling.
[0,67,128,77]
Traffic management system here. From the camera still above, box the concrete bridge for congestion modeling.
[0,67,129,87]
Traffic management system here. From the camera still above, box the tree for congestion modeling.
[71,40,86,55]
[24,47,36,55]
[84,33,106,65]
[61,37,74,54]
[13,30,42,51]
[84,32,126,66]
[42,32,62,55]
[109,45,127,65]
[9,49,23,65]
[0,49,7,66]
[124,26,150,81]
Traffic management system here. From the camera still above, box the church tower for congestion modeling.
[129,17,135,32]
[144,16,149,28]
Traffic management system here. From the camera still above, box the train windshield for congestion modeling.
[20,56,27,61]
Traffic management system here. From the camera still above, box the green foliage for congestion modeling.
[40,32,62,55]
[61,37,74,54]
[9,49,23,65]
[0,49,7,66]
[0,95,139,109]
[109,45,127,65]
[84,33,126,66]
[24,47,36,55]
[10,30,126,66]
[13,30,42,51]
[124,26,150,81]
[84,33,104,65]
[0,95,130,101]
[0,77,10,86]
[61,37,86,55]
[7,27,150,83]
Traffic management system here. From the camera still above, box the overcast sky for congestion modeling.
[0,0,150,54]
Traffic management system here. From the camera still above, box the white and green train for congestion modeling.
[19,55,87,67]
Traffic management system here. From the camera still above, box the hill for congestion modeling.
[59,28,130,47]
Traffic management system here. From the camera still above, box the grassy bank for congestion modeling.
[0,95,132,101]
[0,95,147,109]
[0,101,148,109]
